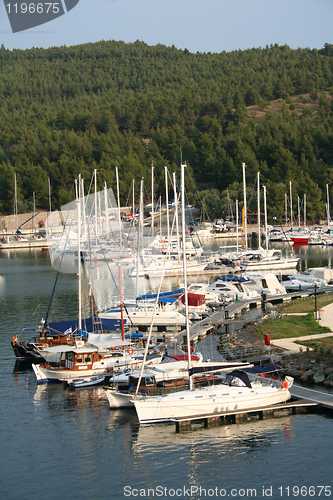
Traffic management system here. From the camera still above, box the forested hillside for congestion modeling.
[1,40,333,221]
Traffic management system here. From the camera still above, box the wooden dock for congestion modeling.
[172,398,318,432]
[171,384,333,432]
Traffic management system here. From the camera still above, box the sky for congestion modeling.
[0,0,333,54]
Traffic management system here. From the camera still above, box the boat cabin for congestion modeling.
[45,345,102,370]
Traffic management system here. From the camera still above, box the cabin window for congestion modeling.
[65,352,75,363]
[84,355,91,363]
[76,355,84,364]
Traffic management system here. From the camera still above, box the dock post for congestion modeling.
[234,412,248,423]
[204,416,221,428]
[176,420,192,433]
[259,409,274,420]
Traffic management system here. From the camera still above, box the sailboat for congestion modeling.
[132,164,294,424]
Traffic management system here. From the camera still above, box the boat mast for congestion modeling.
[136,178,144,297]
[236,199,239,253]
[257,171,261,248]
[304,193,307,228]
[151,163,154,239]
[119,264,125,350]
[104,182,109,239]
[242,163,248,250]
[76,175,82,334]
[94,168,98,243]
[173,171,180,261]
[33,191,35,233]
[263,185,268,250]
[81,177,87,238]
[181,163,192,390]
[165,166,170,244]
[327,184,330,231]
[116,166,122,249]
[298,196,301,228]
[48,177,52,214]
[290,181,293,230]
[285,193,288,229]
[14,172,18,233]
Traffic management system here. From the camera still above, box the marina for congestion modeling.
[2,242,333,499]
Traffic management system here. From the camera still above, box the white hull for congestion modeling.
[99,308,187,327]
[129,259,207,278]
[0,239,46,249]
[32,363,108,383]
[241,258,299,271]
[32,353,160,384]
[133,382,291,424]
[106,389,136,409]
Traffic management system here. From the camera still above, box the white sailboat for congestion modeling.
[132,164,293,425]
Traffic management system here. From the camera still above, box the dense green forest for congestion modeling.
[1,40,333,222]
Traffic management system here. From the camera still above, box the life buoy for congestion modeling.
[111,346,118,350]
[281,381,288,389]
[127,347,134,355]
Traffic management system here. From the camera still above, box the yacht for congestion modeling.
[205,275,260,303]
[243,272,287,296]
[132,370,294,424]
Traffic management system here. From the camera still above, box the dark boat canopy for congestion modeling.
[224,370,252,388]
[245,364,282,374]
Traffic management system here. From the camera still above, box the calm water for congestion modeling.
[1,248,333,500]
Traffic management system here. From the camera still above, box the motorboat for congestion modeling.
[187,282,222,306]
[205,275,260,303]
[32,342,162,384]
[234,249,299,272]
[297,267,333,286]
[242,272,287,296]
[277,274,314,292]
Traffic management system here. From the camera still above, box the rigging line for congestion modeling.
[42,231,70,333]
[175,170,206,258]
[276,218,295,254]
[183,170,206,257]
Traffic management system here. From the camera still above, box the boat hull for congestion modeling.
[133,384,291,424]
[106,389,136,409]
[32,363,108,383]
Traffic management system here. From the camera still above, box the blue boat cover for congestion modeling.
[218,274,250,283]
[158,296,178,304]
[48,316,127,336]
[136,288,183,300]
[124,332,144,339]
